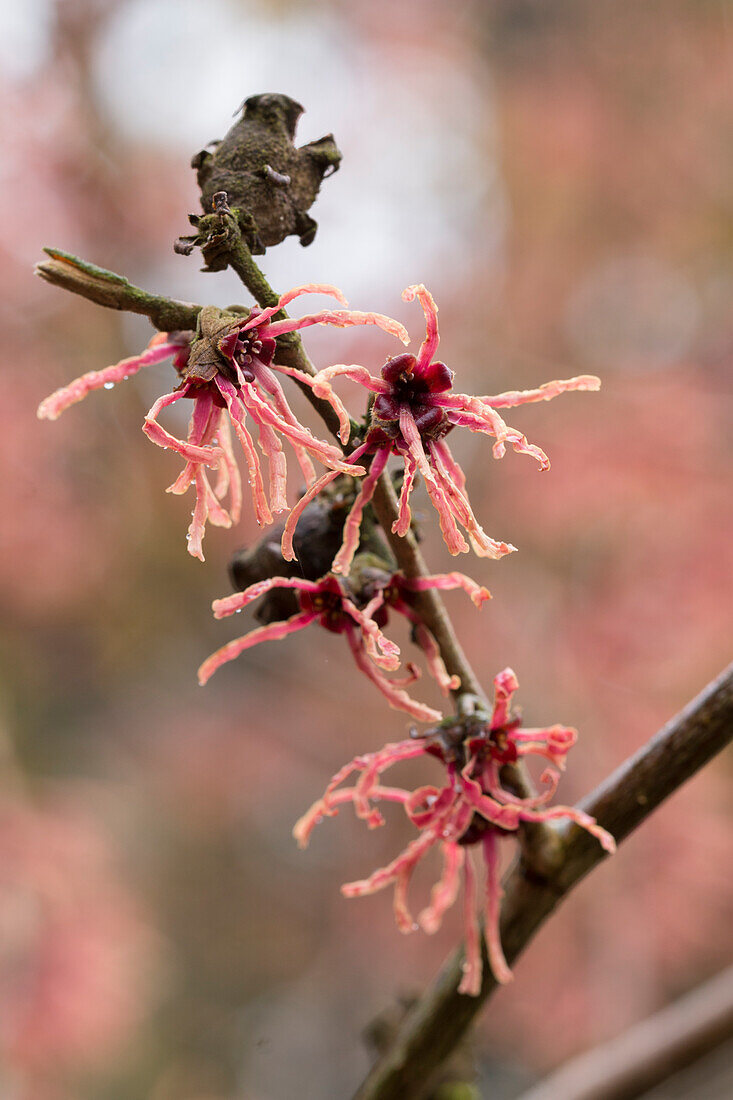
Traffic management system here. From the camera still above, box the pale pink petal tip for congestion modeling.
[37,337,178,420]
[283,282,349,309]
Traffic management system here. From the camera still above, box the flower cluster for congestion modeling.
[38,284,407,559]
[198,563,490,723]
[300,284,600,574]
[38,259,609,993]
[295,668,615,994]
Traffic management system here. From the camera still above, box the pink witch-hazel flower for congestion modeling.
[37,285,408,560]
[197,561,491,723]
[293,284,600,575]
[294,667,615,994]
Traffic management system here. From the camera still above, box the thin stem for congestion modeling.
[513,964,733,1100]
[35,248,202,331]
[351,662,733,1100]
[226,234,281,310]
[371,474,484,701]
[211,208,354,442]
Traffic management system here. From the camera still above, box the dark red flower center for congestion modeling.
[218,323,276,383]
[300,587,345,633]
[423,715,521,768]
[370,353,454,442]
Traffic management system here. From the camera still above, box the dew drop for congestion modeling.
[104,382,115,390]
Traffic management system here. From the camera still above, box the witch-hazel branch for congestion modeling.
[33,94,611,1079]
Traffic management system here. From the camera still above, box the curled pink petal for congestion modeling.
[402,284,440,372]
[392,452,418,538]
[485,761,560,809]
[255,420,289,514]
[514,725,578,770]
[166,392,219,496]
[459,772,522,831]
[431,439,466,493]
[483,832,513,984]
[458,853,482,997]
[281,440,370,562]
[186,469,210,561]
[422,474,470,555]
[265,309,409,345]
[241,379,360,475]
[312,363,391,397]
[293,755,373,848]
[241,283,350,331]
[419,843,464,934]
[37,334,179,420]
[406,784,456,830]
[143,389,222,465]
[479,375,601,408]
[491,667,519,729]
[293,786,362,849]
[429,446,516,558]
[344,626,442,723]
[254,364,317,486]
[389,661,422,688]
[273,363,353,444]
[342,593,400,671]
[142,414,221,465]
[281,469,343,562]
[447,397,551,470]
[403,572,491,609]
[341,828,439,899]
[331,447,390,576]
[215,379,273,526]
[521,806,616,854]
[215,415,242,524]
[212,576,322,619]
[197,610,319,685]
[399,404,438,487]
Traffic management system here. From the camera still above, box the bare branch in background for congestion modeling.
[514,964,733,1100]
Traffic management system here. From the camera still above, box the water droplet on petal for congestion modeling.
[104,382,115,390]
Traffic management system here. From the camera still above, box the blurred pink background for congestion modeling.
[1,1,731,1097]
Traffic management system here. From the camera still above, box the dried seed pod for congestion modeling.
[186,93,341,254]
